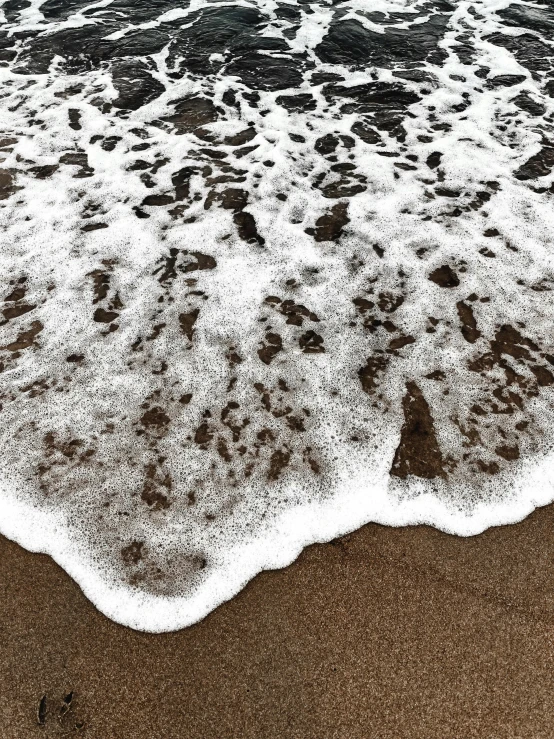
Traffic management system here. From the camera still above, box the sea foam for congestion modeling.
[0,0,554,630]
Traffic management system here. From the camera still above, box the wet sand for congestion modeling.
[1,505,554,738]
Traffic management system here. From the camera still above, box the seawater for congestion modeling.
[0,0,554,631]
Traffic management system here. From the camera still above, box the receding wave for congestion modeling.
[0,0,554,630]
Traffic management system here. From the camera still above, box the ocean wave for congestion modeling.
[1,0,554,630]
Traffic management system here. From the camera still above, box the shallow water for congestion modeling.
[1,0,554,630]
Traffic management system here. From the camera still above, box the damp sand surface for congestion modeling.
[2,503,554,738]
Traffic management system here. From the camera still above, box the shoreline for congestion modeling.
[2,503,554,737]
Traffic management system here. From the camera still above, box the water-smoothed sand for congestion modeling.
[2,501,554,738]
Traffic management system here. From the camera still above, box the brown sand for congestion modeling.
[1,505,554,739]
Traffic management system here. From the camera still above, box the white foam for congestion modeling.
[0,0,554,631]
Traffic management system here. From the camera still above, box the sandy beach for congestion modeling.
[2,503,554,738]
[2,1,554,736]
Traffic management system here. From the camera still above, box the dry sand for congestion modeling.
[1,503,554,738]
